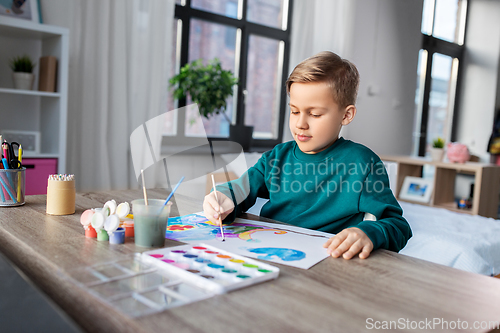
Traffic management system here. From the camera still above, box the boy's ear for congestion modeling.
[341,105,357,125]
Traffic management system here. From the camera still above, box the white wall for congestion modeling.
[285,0,423,155]
[455,0,500,162]
[341,0,423,156]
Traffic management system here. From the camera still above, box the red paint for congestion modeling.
[124,224,134,237]
[85,225,97,238]
[192,246,207,250]
[205,251,219,254]
[149,254,163,258]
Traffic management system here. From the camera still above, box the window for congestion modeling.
[168,0,293,149]
[412,0,467,156]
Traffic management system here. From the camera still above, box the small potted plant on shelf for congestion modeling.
[169,59,253,150]
[430,137,445,162]
[9,55,36,90]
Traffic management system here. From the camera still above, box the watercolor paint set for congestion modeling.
[142,243,280,294]
[66,245,279,317]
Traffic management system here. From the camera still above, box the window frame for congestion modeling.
[416,0,468,157]
[173,0,294,150]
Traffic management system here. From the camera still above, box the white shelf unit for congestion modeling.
[0,16,68,173]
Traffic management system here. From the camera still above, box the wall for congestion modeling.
[455,0,500,162]
[341,0,423,156]
[285,0,423,156]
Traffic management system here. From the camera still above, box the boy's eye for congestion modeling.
[311,114,321,118]
[291,110,299,115]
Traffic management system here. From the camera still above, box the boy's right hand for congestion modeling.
[203,191,234,225]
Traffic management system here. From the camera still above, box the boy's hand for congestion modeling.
[323,227,373,259]
[203,191,234,225]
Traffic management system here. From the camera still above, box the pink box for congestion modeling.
[22,158,58,195]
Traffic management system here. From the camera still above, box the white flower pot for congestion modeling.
[430,148,444,162]
[12,72,35,90]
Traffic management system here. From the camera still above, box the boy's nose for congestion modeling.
[296,115,309,129]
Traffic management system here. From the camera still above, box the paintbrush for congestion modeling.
[211,174,225,241]
[163,176,184,206]
[141,169,148,205]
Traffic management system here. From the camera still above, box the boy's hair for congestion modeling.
[286,51,360,108]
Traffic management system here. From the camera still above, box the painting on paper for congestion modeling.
[166,214,333,269]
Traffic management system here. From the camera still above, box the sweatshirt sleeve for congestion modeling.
[215,154,270,223]
[356,161,412,252]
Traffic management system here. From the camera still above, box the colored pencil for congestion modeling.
[211,174,225,241]
[17,145,22,202]
[0,173,17,202]
[2,143,7,162]
[0,171,5,202]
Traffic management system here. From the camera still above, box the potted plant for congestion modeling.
[430,137,445,162]
[169,59,254,150]
[9,55,36,90]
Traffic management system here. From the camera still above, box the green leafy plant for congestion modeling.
[169,58,238,122]
[9,55,35,73]
[432,137,445,149]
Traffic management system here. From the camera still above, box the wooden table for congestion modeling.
[1,189,500,332]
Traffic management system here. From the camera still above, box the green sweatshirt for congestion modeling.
[217,137,412,252]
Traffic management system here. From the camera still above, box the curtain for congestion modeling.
[41,0,175,191]
[283,0,355,142]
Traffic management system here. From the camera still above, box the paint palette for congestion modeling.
[142,244,280,294]
[65,245,279,317]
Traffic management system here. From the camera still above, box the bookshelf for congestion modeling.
[381,155,500,218]
[0,16,68,173]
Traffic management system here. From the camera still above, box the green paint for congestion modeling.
[97,229,109,241]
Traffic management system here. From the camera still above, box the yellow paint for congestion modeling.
[229,259,245,264]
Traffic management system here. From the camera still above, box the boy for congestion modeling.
[203,51,412,259]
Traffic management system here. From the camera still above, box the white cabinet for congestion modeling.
[0,16,68,173]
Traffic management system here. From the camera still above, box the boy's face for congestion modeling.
[289,82,355,154]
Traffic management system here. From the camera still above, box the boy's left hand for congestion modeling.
[323,227,373,259]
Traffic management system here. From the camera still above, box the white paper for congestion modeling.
[165,214,333,269]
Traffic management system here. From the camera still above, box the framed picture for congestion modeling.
[0,0,41,23]
[399,176,434,203]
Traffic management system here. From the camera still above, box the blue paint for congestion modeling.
[248,247,306,262]
[166,214,219,241]
[109,228,125,244]
[195,258,211,264]
[183,254,198,258]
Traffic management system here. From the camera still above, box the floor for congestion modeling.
[0,252,82,333]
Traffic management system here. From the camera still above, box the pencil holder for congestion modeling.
[46,176,75,215]
[0,168,25,207]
